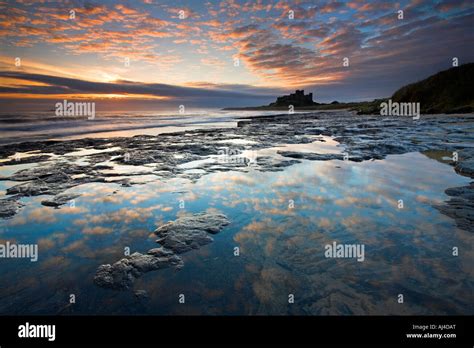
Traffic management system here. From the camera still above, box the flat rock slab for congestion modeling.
[1,155,51,166]
[0,198,24,219]
[94,248,183,290]
[435,182,474,232]
[41,193,81,207]
[154,212,231,254]
[94,212,230,290]
[454,148,474,178]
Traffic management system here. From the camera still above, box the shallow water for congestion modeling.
[0,137,472,315]
[0,109,310,144]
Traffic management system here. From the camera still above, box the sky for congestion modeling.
[0,0,473,110]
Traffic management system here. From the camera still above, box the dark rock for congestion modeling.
[256,156,301,171]
[277,151,344,161]
[94,249,183,290]
[0,155,51,166]
[435,182,474,232]
[277,151,368,162]
[0,198,24,218]
[7,182,60,196]
[454,148,474,178]
[95,213,230,290]
[154,212,230,254]
[9,164,78,182]
[41,193,81,207]
[93,165,114,170]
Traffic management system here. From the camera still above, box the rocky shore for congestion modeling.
[1,112,473,233]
